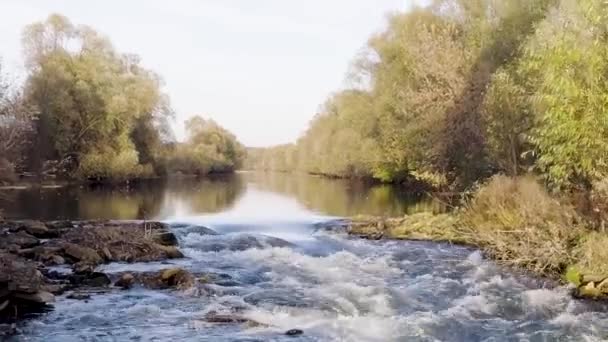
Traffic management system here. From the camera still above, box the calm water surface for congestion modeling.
[2,172,608,341]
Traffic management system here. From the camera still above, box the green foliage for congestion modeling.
[16,14,243,181]
[482,67,534,175]
[22,14,171,180]
[522,0,608,189]
[249,0,569,189]
[166,116,245,175]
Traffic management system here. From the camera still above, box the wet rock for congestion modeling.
[12,291,55,304]
[16,220,52,238]
[152,231,178,246]
[131,268,195,290]
[48,255,66,265]
[45,220,74,230]
[0,231,39,249]
[72,262,96,274]
[159,246,184,259]
[18,246,64,265]
[63,243,102,265]
[161,268,194,289]
[41,283,68,295]
[61,222,184,263]
[203,311,249,324]
[114,273,135,289]
[286,329,304,336]
[577,281,603,298]
[0,254,43,293]
[182,225,219,236]
[66,292,91,300]
[69,271,111,288]
[194,234,292,252]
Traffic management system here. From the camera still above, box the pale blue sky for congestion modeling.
[0,1,422,146]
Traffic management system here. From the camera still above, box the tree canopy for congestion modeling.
[1,14,244,182]
[248,0,608,191]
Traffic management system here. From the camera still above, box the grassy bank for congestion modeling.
[348,175,608,299]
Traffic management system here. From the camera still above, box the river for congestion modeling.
[2,172,608,341]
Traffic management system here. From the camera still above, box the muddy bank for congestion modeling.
[0,219,184,336]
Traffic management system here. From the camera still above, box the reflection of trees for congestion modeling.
[0,176,246,220]
[157,175,245,216]
[245,172,446,217]
[0,182,165,220]
[78,182,165,219]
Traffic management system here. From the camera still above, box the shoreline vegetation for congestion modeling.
[2,0,608,334]
[242,0,608,300]
[0,14,245,186]
[341,175,608,300]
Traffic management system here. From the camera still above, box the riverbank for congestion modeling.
[0,219,192,337]
[340,209,608,301]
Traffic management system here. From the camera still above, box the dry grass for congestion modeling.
[591,179,608,230]
[459,175,583,277]
[572,232,608,277]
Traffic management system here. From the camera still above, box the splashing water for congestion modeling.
[15,188,608,341]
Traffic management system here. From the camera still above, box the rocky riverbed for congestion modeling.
[0,219,189,336]
[3,214,608,340]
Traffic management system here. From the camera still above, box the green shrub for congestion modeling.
[572,232,608,277]
[460,175,582,276]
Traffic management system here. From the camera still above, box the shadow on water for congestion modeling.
[0,172,444,220]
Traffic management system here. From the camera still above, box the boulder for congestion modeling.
[18,246,64,265]
[41,283,68,295]
[286,329,304,336]
[12,291,55,304]
[69,272,111,288]
[63,243,102,264]
[597,278,608,293]
[0,231,39,249]
[66,292,91,300]
[161,268,194,289]
[61,223,183,263]
[114,273,135,289]
[203,311,249,324]
[577,281,603,298]
[151,231,178,246]
[182,225,219,236]
[17,221,53,238]
[159,246,184,259]
[132,268,195,290]
[1,255,43,294]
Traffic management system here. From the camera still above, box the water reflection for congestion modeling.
[0,172,443,220]
[244,172,444,217]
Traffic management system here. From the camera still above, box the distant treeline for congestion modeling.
[245,0,608,191]
[0,14,244,183]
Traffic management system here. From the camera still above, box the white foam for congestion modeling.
[523,288,568,310]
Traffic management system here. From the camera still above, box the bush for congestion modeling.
[460,175,582,276]
[591,179,608,230]
[573,232,608,277]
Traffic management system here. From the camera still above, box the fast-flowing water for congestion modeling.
[3,173,608,341]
